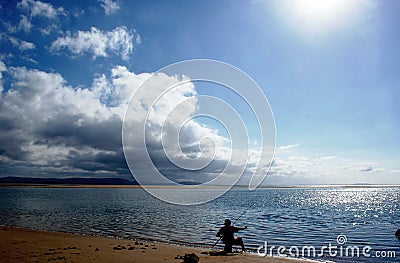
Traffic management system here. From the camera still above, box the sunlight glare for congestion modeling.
[296,0,349,19]
[278,0,365,35]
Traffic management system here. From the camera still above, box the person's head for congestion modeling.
[396,229,400,239]
[224,219,231,226]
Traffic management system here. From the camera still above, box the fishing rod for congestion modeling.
[210,202,255,249]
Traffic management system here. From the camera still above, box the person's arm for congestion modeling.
[216,228,222,237]
[235,226,247,231]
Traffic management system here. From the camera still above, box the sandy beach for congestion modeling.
[0,226,321,263]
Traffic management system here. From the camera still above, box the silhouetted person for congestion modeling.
[216,219,247,253]
[396,229,400,240]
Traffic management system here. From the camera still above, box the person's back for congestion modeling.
[217,225,237,243]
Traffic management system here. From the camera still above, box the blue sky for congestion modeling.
[0,0,399,185]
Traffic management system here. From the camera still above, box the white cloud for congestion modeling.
[1,20,17,33]
[15,0,66,35]
[0,65,235,182]
[0,61,6,93]
[72,10,85,18]
[20,55,38,64]
[0,61,5,72]
[0,64,257,184]
[8,37,36,51]
[119,67,240,184]
[319,155,338,160]
[278,144,300,151]
[261,141,396,184]
[99,0,120,15]
[17,0,65,19]
[288,156,309,161]
[18,15,33,33]
[50,26,138,60]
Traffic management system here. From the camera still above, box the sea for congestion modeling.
[0,186,399,262]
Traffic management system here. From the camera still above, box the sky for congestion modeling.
[0,0,399,185]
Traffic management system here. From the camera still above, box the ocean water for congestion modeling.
[0,187,399,262]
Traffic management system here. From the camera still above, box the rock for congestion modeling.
[95,248,99,252]
[113,247,122,250]
[183,253,199,263]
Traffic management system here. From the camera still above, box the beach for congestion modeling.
[0,226,320,263]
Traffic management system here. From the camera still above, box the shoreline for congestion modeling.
[0,225,325,262]
[1,183,399,189]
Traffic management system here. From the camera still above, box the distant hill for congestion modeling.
[0,176,138,185]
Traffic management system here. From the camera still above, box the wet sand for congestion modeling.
[0,226,322,262]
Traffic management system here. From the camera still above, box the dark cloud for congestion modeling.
[35,113,122,151]
[0,65,257,185]
[360,166,373,172]
[0,66,130,178]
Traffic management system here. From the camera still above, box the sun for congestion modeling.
[279,0,361,34]
[295,0,349,19]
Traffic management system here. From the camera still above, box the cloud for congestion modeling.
[2,63,390,184]
[0,61,6,93]
[0,64,274,186]
[360,166,373,172]
[0,66,122,176]
[18,15,33,33]
[7,36,36,51]
[1,20,17,33]
[17,0,66,20]
[278,144,299,151]
[288,156,309,161]
[119,67,243,184]
[14,0,66,35]
[264,147,400,185]
[319,155,338,160]
[99,0,120,15]
[0,65,239,183]
[50,26,139,60]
